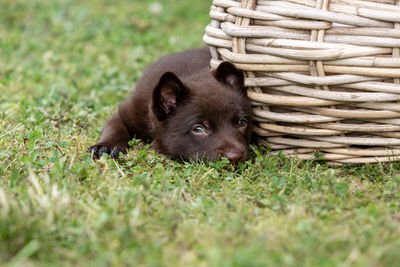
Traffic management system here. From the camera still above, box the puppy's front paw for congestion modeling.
[88,144,126,159]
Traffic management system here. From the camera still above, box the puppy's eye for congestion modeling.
[192,124,206,134]
[238,118,248,128]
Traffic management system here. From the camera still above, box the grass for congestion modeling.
[1,0,400,266]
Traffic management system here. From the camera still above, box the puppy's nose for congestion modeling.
[223,151,243,163]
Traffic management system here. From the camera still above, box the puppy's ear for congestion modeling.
[152,72,190,121]
[213,62,246,96]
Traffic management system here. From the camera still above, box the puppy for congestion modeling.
[88,47,252,162]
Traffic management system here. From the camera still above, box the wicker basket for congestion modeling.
[204,0,400,164]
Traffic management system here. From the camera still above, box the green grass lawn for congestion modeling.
[1,0,400,266]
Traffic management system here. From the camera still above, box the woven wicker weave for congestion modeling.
[204,0,400,164]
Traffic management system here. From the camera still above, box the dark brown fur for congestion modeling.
[88,47,252,162]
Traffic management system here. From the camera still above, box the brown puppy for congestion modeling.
[88,47,252,162]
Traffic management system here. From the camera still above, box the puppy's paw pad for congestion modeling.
[110,148,124,159]
[88,144,111,159]
[98,146,111,155]
[88,144,126,159]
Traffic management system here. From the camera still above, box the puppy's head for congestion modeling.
[152,62,252,163]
